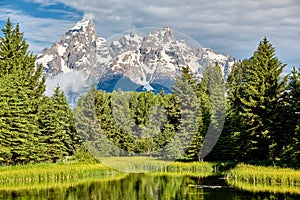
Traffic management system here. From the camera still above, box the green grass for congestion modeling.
[226,163,300,194]
[0,162,117,186]
[99,156,214,175]
[5,159,300,194]
[0,173,128,192]
[228,179,300,195]
[226,163,300,186]
[0,157,215,191]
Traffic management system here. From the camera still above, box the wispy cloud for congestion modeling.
[2,0,300,69]
[37,0,299,68]
[0,7,79,53]
[45,70,92,97]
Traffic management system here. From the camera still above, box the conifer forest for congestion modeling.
[0,18,300,168]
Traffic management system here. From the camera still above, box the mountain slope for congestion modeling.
[36,18,236,94]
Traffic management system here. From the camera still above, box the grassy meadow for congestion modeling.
[226,163,300,194]
[99,156,214,175]
[226,163,300,185]
[0,162,118,189]
[0,157,214,191]
[2,157,300,194]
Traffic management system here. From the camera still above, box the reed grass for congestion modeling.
[226,163,300,186]
[99,156,213,175]
[0,162,117,186]
[227,179,300,195]
[0,173,128,192]
[0,157,214,191]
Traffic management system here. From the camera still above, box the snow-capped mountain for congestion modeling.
[36,18,236,94]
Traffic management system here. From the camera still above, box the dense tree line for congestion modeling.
[1,19,300,166]
[0,19,81,165]
[75,65,224,160]
[207,38,300,166]
[77,37,300,165]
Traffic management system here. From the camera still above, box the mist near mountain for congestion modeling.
[36,18,236,98]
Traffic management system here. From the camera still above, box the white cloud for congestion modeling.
[0,7,78,53]
[44,0,299,67]
[45,70,91,97]
[5,0,300,69]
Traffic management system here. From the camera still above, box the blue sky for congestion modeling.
[0,0,299,72]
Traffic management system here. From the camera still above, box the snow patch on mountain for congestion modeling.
[37,54,53,69]
[36,18,237,96]
[57,45,66,57]
[71,18,90,31]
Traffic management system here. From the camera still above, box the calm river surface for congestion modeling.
[1,173,299,199]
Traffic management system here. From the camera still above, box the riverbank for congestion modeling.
[2,158,300,194]
[226,163,300,185]
[0,162,117,187]
[99,156,214,175]
[226,163,300,194]
[0,157,214,190]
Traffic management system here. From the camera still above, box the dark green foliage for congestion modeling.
[0,18,79,165]
[0,75,40,164]
[80,72,206,159]
[279,67,300,166]
[51,87,81,156]
[153,94,178,150]
[0,18,46,164]
[222,37,287,162]
[162,66,203,160]
[95,90,134,153]
[38,96,66,162]
[0,18,46,96]
[2,18,300,167]
[38,86,81,162]
[199,63,226,161]
[73,87,120,157]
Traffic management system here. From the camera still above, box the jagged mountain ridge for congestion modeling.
[37,18,236,92]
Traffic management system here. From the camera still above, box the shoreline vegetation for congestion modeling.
[98,156,214,174]
[1,157,300,194]
[1,15,300,197]
[0,157,213,191]
[227,163,300,195]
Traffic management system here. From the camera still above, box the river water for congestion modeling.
[1,173,299,199]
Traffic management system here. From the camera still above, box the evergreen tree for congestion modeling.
[51,86,81,156]
[163,66,202,160]
[226,38,287,161]
[199,63,226,160]
[279,67,300,165]
[111,90,136,153]
[37,86,80,162]
[0,75,40,164]
[95,90,125,152]
[0,18,45,94]
[213,62,245,161]
[0,18,46,164]
[38,96,66,162]
[74,87,119,157]
[154,94,179,156]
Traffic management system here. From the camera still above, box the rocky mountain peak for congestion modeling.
[110,32,143,55]
[70,18,93,31]
[37,18,237,96]
[142,27,176,49]
[37,18,107,78]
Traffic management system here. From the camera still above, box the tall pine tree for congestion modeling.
[226,37,287,161]
[199,63,226,161]
[280,67,300,165]
[0,18,46,164]
[162,66,203,160]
